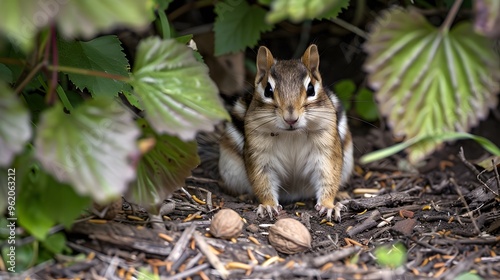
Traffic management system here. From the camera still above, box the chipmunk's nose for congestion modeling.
[284,118,298,125]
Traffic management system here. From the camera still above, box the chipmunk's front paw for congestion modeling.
[315,202,347,222]
[256,204,282,220]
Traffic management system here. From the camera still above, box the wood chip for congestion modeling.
[192,195,207,205]
[127,215,144,221]
[247,248,258,265]
[226,262,252,270]
[158,233,174,243]
[88,219,107,224]
[248,236,260,245]
[261,256,280,267]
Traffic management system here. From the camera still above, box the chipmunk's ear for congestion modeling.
[256,46,274,84]
[301,44,320,80]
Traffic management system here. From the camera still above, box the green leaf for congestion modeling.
[333,79,356,111]
[155,8,171,39]
[214,1,274,55]
[37,76,74,112]
[41,233,68,255]
[0,82,32,167]
[126,120,200,207]
[474,0,500,37]
[58,36,129,97]
[363,8,500,163]
[2,240,37,272]
[175,34,194,45]
[355,88,378,121]
[375,242,407,268]
[0,63,13,83]
[122,90,144,110]
[34,99,140,203]
[56,1,154,39]
[266,0,349,24]
[16,152,91,240]
[360,132,500,164]
[137,267,161,280]
[0,172,6,215]
[0,0,153,52]
[455,272,484,280]
[130,37,229,140]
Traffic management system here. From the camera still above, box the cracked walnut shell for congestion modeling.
[268,218,311,254]
[209,209,243,239]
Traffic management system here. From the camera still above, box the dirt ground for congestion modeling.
[12,114,498,280]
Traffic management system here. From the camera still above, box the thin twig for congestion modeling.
[166,223,196,262]
[187,176,219,184]
[14,62,46,94]
[450,178,481,235]
[180,187,197,204]
[162,263,210,280]
[193,231,229,279]
[16,259,54,278]
[458,147,481,177]
[311,246,362,267]
[494,159,500,195]
[475,169,499,196]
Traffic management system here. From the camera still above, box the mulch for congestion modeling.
[9,129,500,280]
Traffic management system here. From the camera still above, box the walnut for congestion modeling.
[209,209,243,239]
[268,218,311,254]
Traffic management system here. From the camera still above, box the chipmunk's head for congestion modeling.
[249,44,334,133]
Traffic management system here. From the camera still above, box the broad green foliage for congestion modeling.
[363,8,500,163]
[127,120,200,208]
[333,80,378,121]
[266,0,349,23]
[0,0,153,52]
[355,88,378,121]
[375,242,407,268]
[130,37,229,140]
[34,99,139,203]
[0,82,32,167]
[214,1,273,55]
[41,233,69,255]
[17,168,91,240]
[13,148,91,240]
[334,79,356,111]
[58,35,129,97]
[1,239,36,272]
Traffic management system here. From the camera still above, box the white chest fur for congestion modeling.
[254,130,325,201]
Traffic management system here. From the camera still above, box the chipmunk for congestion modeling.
[218,44,353,221]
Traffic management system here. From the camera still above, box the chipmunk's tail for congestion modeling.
[194,125,223,180]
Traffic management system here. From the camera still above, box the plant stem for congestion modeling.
[14,62,46,95]
[440,0,463,32]
[47,65,130,81]
[47,25,58,105]
[331,17,368,39]
[0,57,25,65]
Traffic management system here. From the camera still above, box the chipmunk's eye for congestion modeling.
[264,82,274,98]
[306,82,315,97]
